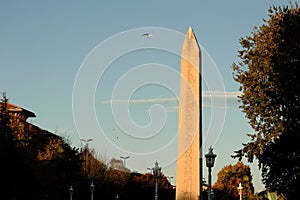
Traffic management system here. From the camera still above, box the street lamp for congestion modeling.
[150,161,161,200]
[80,138,93,174]
[205,146,217,200]
[90,182,95,200]
[69,185,74,200]
[120,156,130,168]
[237,182,243,200]
[80,138,93,148]
[115,194,119,200]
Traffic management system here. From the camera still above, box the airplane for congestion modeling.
[142,33,152,38]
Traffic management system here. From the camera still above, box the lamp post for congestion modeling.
[205,146,217,200]
[69,185,74,200]
[80,138,93,147]
[120,156,130,168]
[80,138,93,174]
[150,161,161,200]
[90,182,95,200]
[237,182,243,200]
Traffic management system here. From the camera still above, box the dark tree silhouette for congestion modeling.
[232,3,300,198]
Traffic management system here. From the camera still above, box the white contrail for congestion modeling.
[102,91,240,104]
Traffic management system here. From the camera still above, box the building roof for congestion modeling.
[1,102,36,118]
[1,102,59,138]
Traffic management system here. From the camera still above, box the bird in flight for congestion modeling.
[142,33,152,38]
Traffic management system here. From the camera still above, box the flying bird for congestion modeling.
[142,33,152,38]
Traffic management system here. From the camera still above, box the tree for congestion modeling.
[110,158,127,171]
[0,92,14,153]
[80,145,106,179]
[123,172,174,200]
[0,93,88,200]
[232,3,300,198]
[213,162,255,200]
[0,92,17,199]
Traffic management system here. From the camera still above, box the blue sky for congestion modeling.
[1,0,294,192]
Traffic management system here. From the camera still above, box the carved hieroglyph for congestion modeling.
[176,27,201,200]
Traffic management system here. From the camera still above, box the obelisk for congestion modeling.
[176,27,201,200]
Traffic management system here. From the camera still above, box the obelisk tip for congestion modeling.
[187,26,196,40]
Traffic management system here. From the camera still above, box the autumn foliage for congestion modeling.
[0,94,174,200]
[213,162,255,200]
[232,3,300,198]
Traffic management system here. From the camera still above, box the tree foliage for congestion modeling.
[0,93,83,200]
[232,3,300,198]
[213,162,256,200]
[123,172,174,200]
[0,92,14,153]
[0,93,175,199]
[80,145,106,179]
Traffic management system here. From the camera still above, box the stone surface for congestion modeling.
[176,27,201,200]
